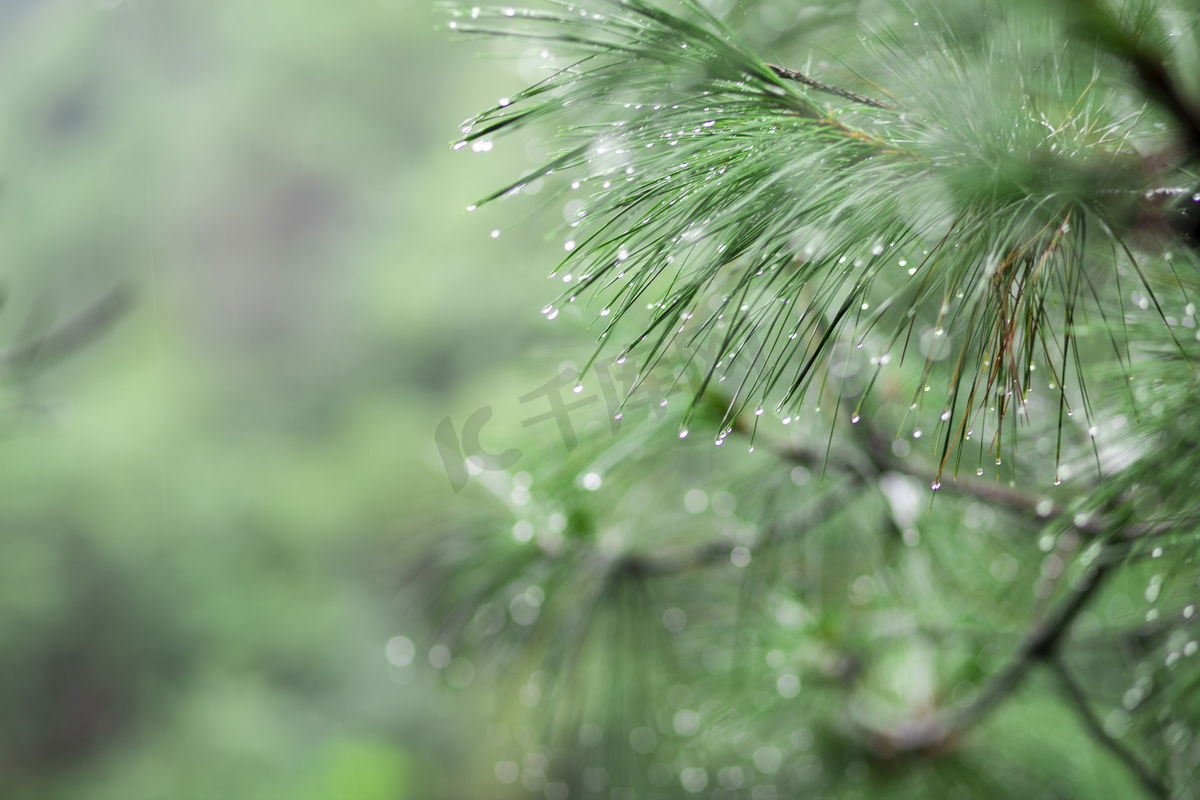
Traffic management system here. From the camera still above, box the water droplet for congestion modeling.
[931,481,941,490]
[1145,576,1162,604]
[573,384,583,394]
[466,204,477,212]
[851,414,860,424]
[755,408,764,416]
[976,468,984,476]
[940,410,950,421]
[913,429,922,439]
[679,429,689,439]
[614,413,622,420]
[564,240,576,252]
[1054,476,1061,485]
[1088,425,1098,437]
[491,229,501,239]
[1152,547,1163,558]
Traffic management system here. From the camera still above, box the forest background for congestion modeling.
[0,1,561,798]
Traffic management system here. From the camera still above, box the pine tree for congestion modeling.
[428,1,1200,797]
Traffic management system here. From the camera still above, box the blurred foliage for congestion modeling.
[0,1,578,798]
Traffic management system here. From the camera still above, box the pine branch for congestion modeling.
[443,5,1200,793]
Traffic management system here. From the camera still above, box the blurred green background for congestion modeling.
[0,1,577,797]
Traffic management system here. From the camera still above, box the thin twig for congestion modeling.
[0,285,135,373]
[852,560,1112,756]
[771,430,1055,521]
[772,426,1171,543]
[1050,657,1170,799]
[615,483,851,576]
[947,562,1111,732]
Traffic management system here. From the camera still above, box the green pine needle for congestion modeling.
[448,0,1196,479]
